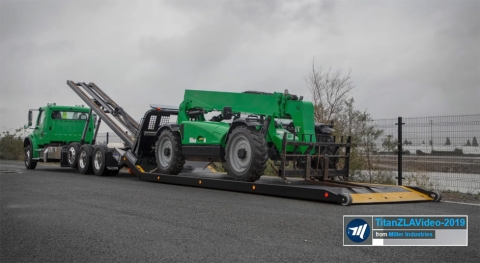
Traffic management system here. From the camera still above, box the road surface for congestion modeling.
[1,160,479,262]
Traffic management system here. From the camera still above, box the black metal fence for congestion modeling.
[96,114,480,193]
[353,114,480,193]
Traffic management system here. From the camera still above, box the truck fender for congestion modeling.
[24,137,39,159]
[24,136,37,149]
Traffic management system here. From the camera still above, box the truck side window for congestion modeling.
[38,111,46,126]
[52,111,62,119]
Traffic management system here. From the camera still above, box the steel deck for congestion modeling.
[122,152,440,206]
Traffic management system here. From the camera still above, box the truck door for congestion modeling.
[34,110,46,147]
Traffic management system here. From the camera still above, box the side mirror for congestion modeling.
[222,106,233,120]
[28,110,32,127]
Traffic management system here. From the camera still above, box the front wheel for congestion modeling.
[225,126,268,182]
[155,130,185,175]
[25,145,37,169]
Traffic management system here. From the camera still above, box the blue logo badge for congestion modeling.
[346,219,370,243]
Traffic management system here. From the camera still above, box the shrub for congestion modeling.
[0,129,24,160]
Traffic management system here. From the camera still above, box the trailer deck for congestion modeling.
[121,150,440,206]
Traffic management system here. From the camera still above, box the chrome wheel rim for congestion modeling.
[94,151,103,170]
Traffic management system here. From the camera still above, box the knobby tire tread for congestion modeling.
[225,126,268,182]
[156,130,185,175]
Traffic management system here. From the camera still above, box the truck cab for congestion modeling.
[24,103,96,168]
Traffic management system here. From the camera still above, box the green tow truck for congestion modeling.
[23,104,97,171]
[21,81,442,205]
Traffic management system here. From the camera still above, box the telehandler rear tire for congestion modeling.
[156,130,185,175]
[323,136,339,169]
[225,126,268,182]
[312,135,339,181]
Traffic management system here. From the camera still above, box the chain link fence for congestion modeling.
[95,115,480,193]
[356,114,480,193]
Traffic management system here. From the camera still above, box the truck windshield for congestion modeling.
[51,110,88,120]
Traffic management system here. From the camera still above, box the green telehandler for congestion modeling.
[155,89,349,182]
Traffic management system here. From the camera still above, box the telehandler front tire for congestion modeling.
[225,126,268,182]
[155,130,185,175]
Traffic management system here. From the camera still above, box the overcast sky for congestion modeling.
[1,0,479,134]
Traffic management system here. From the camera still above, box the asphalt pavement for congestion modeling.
[1,160,479,263]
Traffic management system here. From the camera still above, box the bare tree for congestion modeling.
[305,59,386,183]
[305,58,355,123]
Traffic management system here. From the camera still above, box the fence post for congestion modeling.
[396,117,405,185]
[106,132,109,144]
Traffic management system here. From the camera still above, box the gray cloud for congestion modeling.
[0,0,478,134]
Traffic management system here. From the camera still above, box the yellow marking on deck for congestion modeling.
[207,165,217,173]
[136,165,145,173]
[350,188,434,204]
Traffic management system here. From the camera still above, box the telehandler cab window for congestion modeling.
[52,111,88,120]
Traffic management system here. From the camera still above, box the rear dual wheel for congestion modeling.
[67,142,81,168]
[92,145,119,176]
[78,145,94,175]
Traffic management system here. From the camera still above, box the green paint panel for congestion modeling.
[181,121,230,145]
[177,89,319,155]
[28,105,95,158]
